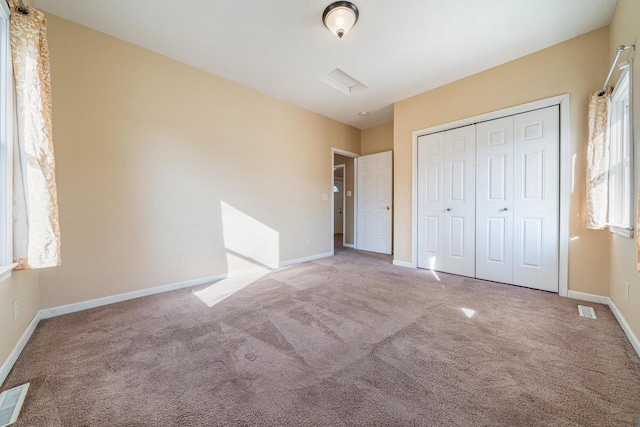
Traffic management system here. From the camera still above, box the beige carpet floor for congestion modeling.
[3,248,640,426]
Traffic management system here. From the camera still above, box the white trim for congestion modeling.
[331,148,359,254]
[567,290,610,305]
[0,263,19,284]
[608,298,640,359]
[0,0,14,282]
[392,259,414,268]
[607,65,634,233]
[334,164,346,239]
[333,148,359,158]
[40,251,334,319]
[39,274,227,319]
[278,251,333,267]
[343,243,354,248]
[568,291,640,359]
[608,225,634,239]
[0,311,41,387]
[409,94,571,297]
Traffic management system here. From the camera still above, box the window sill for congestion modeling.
[0,263,19,284]
[608,225,634,239]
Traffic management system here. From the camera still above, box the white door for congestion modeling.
[357,151,392,254]
[418,125,475,276]
[476,116,515,283]
[443,126,476,276]
[475,106,559,292]
[417,132,445,271]
[513,106,559,292]
[334,180,344,234]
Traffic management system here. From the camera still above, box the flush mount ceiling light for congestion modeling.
[322,2,359,39]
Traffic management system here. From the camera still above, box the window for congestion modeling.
[607,65,634,238]
[0,1,14,282]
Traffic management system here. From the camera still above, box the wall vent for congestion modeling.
[0,383,29,427]
[578,305,597,320]
[320,68,367,95]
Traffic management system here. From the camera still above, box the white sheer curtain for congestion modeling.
[8,0,60,269]
[585,88,611,230]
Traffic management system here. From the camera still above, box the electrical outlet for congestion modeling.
[13,299,18,321]
[625,282,629,301]
[306,238,311,247]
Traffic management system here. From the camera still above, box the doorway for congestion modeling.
[334,165,345,249]
[332,149,358,253]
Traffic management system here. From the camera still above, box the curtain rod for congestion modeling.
[598,44,635,97]
[16,0,30,15]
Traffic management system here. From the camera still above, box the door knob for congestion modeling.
[446,208,452,212]
[501,207,509,211]
[385,206,391,210]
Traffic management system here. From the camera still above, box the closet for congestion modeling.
[417,105,560,292]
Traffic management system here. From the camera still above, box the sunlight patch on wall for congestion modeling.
[193,201,280,308]
[220,201,280,276]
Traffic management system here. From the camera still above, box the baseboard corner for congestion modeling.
[567,290,640,359]
[392,259,415,268]
[608,298,640,359]
[0,311,42,387]
[567,290,611,306]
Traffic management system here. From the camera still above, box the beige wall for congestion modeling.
[608,0,640,341]
[334,154,355,245]
[361,121,393,155]
[394,27,611,296]
[38,14,360,308]
[0,271,39,367]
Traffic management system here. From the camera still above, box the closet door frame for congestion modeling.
[407,94,570,297]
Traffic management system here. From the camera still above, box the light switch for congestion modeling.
[323,194,328,201]
[347,191,352,197]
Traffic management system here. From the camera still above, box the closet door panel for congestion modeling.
[513,106,559,292]
[417,132,445,270]
[442,125,476,277]
[476,117,514,284]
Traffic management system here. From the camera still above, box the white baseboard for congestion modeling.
[608,298,640,359]
[568,290,640,358]
[1,251,334,387]
[279,251,333,267]
[392,259,415,268]
[0,311,42,387]
[39,251,333,320]
[567,290,610,305]
[40,274,227,319]
[343,243,354,249]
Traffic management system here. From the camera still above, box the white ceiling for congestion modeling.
[35,0,617,129]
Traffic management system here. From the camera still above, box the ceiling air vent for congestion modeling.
[320,68,367,95]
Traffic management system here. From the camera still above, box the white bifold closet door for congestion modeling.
[417,125,476,277]
[476,116,515,284]
[417,105,560,293]
[476,106,559,292]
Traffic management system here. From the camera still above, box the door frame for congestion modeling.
[332,148,359,255]
[333,164,346,239]
[407,94,570,297]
